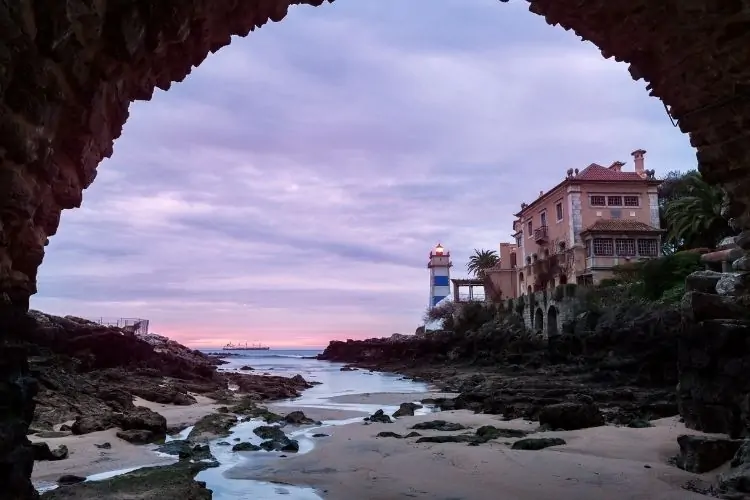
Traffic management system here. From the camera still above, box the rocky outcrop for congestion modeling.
[538,402,605,431]
[320,303,681,426]
[40,462,214,499]
[675,434,743,473]
[679,276,750,437]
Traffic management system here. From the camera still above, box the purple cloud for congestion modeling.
[32,0,696,347]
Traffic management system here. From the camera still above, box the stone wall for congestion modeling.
[679,270,750,438]
[503,284,580,338]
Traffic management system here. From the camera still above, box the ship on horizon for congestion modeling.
[222,342,270,351]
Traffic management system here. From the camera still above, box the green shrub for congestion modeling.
[564,283,577,297]
[553,285,565,301]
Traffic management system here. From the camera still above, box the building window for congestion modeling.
[527,220,533,236]
[593,238,614,256]
[590,195,606,207]
[624,196,639,207]
[526,256,532,265]
[510,253,517,268]
[607,195,622,207]
[540,211,547,227]
[555,202,563,221]
[615,238,636,256]
[638,238,659,257]
[610,209,622,219]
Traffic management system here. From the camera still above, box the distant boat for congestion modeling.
[222,342,270,351]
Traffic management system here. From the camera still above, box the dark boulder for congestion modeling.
[393,403,422,418]
[232,442,261,452]
[32,443,69,461]
[71,412,119,435]
[188,413,238,442]
[116,430,156,444]
[58,475,86,486]
[676,435,743,473]
[284,411,319,425]
[119,407,167,436]
[411,420,467,432]
[539,403,604,431]
[365,409,392,424]
[512,437,566,450]
[719,439,750,497]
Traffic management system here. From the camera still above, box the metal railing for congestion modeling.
[533,225,549,242]
[92,317,150,335]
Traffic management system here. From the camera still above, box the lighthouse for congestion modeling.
[427,243,452,308]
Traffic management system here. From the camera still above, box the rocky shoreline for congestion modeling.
[23,311,314,497]
[317,299,750,497]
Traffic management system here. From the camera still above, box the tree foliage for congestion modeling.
[467,249,499,278]
[659,170,733,251]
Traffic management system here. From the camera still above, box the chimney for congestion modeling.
[631,149,647,178]
[608,161,625,172]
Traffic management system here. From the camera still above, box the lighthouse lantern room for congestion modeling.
[427,243,452,308]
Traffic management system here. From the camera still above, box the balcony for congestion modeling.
[534,225,549,244]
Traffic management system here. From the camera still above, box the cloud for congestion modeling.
[32,0,696,347]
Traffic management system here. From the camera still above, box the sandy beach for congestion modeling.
[233,392,719,500]
[30,395,221,486]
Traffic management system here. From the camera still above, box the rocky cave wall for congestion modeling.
[1,0,750,498]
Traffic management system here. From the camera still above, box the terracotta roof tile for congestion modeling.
[582,220,663,233]
[575,164,645,181]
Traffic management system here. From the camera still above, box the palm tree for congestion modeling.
[664,172,733,250]
[466,249,499,278]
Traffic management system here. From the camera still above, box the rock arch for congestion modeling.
[547,305,559,337]
[1,1,750,497]
[534,307,544,332]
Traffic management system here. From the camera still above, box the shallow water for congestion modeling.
[200,349,432,499]
[35,349,431,499]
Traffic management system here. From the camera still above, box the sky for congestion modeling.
[31,0,696,348]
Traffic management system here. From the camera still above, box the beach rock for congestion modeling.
[71,412,119,435]
[240,366,254,371]
[377,431,422,439]
[130,385,196,406]
[229,399,284,423]
[539,403,604,431]
[393,403,423,418]
[156,441,213,461]
[94,442,111,449]
[253,425,287,441]
[284,411,319,425]
[475,425,527,440]
[58,475,86,486]
[339,366,356,371]
[676,435,744,473]
[416,435,475,444]
[232,442,262,452]
[36,431,71,438]
[512,437,566,450]
[116,429,156,444]
[32,443,69,461]
[411,420,467,432]
[119,407,167,436]
[59,424,72,432]
[365,410,392,424]
[312,433,329,438]
[40,462,214,499]
[719,439,750,497]
[188,413,238,442]
[260,438,300,453]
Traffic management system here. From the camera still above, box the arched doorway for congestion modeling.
[534,307,544,332]
[1,2,750,497]
[547,306,559,337]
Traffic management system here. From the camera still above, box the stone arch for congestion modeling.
[534,307,545,332]
[2,1,750,497]
[547,305,559,337]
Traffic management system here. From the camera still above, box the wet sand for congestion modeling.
[231,408,718,500]
[31,395,221,487]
